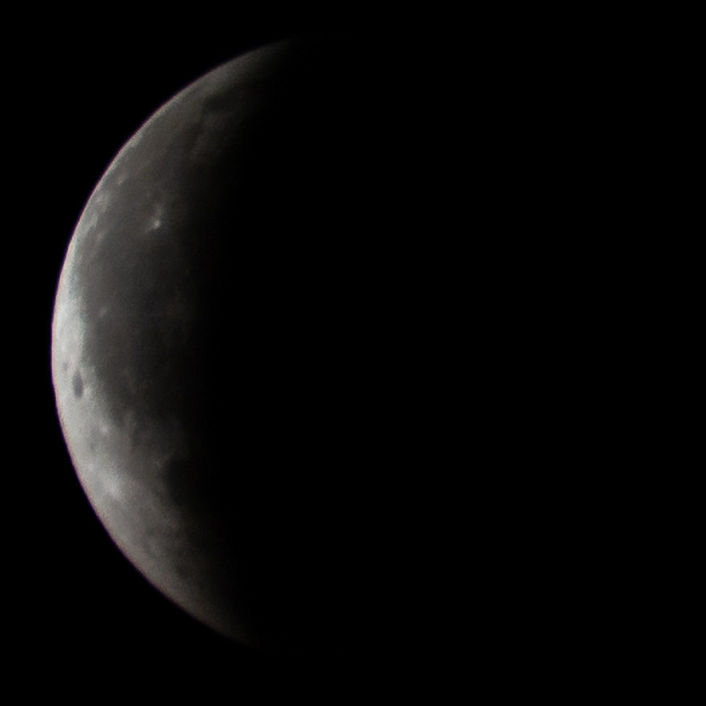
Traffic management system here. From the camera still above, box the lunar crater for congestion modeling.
[71,371,84,398]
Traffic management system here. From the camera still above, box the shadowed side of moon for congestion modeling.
[51,37,429,655]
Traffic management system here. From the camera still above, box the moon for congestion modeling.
[51,36,418,655]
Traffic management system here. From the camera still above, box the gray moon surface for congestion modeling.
[51,37,421,654]
[52,42,289,646]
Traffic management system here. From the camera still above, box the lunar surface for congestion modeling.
[51,36,429,655]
